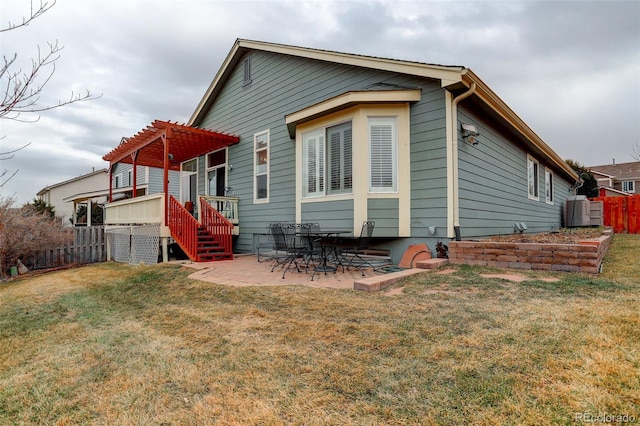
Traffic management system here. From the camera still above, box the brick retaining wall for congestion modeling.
[448,230,612,274]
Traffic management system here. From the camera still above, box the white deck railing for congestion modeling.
[199,195,239,225]
[103,193,240,227]
[104,193,165,225]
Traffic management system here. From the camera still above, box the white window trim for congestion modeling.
[545,167,554,205]
[205,148,228,196]
[302,128,325,198]
[254,129,270,204]
[368,116,398,193]
[127,169,132,187]
[180,159,198,205]
[114,173,123,189]
[302,120,353,199]
[623,180,635,193]
[527,155,539,201]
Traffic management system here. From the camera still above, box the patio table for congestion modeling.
[296,229,352,277]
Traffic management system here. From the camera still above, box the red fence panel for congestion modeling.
[591,195,640,234]
[629,195,640,234]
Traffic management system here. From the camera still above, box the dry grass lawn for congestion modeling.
[0,235,638,425]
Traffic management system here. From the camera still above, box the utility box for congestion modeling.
[589,201,604,226]
[566,196,591,227]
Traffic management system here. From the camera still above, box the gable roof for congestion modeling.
[189,38,576,181]
[188,39,465,127]
[37,168,108,196]
[589,161,640,181]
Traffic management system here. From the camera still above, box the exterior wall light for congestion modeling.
[461,123,480,145]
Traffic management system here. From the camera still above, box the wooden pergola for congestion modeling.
[102,120,240,222]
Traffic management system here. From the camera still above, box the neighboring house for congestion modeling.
[102,39,577,264]
[589,160,640,196]
[37,168,109,226]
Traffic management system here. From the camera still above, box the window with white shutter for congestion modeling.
[327,122,352,194]
[369,117,397,192]
[302,122,352,197]
[302,129,325,197]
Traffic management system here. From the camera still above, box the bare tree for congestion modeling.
[0,0,56,32]
[633,144,640,161]
[1,1,99,122]
[0,140,31,188]
[0,195,72,278]
[1,0,100,187]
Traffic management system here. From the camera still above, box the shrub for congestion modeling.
[0,196,72,277]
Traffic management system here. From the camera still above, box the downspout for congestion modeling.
[446,83,476,238]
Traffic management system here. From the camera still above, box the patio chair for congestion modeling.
[297,223,325,280]
[341,220,376,276]
[256,223,288,263]
[269,222,301,278]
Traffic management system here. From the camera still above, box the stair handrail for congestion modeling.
[168,195,200,261]
[200,197,234,259]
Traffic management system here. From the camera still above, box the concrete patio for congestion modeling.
[177,254,449,291]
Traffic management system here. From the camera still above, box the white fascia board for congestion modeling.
[239,39,464,84]
[285,89,421,138]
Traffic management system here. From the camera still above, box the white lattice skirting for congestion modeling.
[106,225,160,265]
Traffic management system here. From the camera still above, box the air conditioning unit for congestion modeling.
[565,196,591,227]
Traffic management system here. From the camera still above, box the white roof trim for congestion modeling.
[284,89,421,138]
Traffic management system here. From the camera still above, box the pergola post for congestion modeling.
[108,163,115,202]
[130,151,139,198]
[162,129,170,226]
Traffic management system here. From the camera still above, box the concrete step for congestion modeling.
[415,258,449,269]
[354,268,425,292]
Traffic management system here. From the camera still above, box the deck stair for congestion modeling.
[196,226,233,261]
[168,195,234,263]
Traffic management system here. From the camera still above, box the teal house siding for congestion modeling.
[111,163,179,199]
[456,107,573,238]
[367,198,399,237]
[409,84,449,240]
[301,200,354,230]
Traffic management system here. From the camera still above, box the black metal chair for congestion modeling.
[269,223,301,278]
[342,220,376,276]
[293,223,324,280]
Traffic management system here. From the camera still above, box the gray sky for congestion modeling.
[1,0,639,205]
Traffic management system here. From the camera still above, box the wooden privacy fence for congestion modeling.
[24,226,106,270]
[591,195,640,234]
